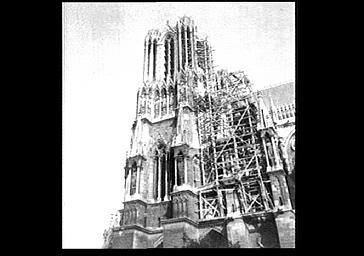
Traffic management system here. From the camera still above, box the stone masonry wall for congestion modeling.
[146,201,172,228]
[274,211,295,248]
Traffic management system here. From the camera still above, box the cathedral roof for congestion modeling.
[257,81,295,108]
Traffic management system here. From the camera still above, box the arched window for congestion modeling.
[181,26,186,69]
[164,38,169,82]
[164,35,175,82]
[153,39,157,80]
[187,26,192,67]
[284,105,288,119]
[161,88,167,116]
[130,162,137,195]
[289,104,294,118]
[176,152,185,185]
[170,38,175,79]
[147,39,152,76]
[154,145,169,200]
[280,106,285,119]
[154,90,160,118]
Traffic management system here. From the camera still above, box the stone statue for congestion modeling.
[266,141,275,167]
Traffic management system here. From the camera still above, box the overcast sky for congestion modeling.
[62,2,295,248]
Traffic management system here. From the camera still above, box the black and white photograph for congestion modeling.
[62,2,295,248]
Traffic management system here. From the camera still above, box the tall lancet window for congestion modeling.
[154,146,169,201]
[187,26,192,68]
[176,152,185,186]
[170,39,175,80]
[130,162,137,196]
[147,39,152,77]
[181,26,186,69]
[164,39,169,83]
[164,36,175,83]
[177,26,181,72]
[154,90,160,118]
[168,86,174,114]
[153,39,157,80]
[161,88,167,116]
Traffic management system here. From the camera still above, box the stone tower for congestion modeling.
[103,16,295,249]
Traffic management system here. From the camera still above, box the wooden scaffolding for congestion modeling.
[193,70,275,220]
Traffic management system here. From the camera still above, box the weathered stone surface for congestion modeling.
[226,218,251,247]
[275,211,295,248]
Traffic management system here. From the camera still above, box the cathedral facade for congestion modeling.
[103,16,295,248]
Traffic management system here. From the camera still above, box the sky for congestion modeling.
[62,2,295,248]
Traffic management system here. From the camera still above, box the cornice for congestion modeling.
[117,224,163,235]
[170,189,198,198]
[161,217,199,227]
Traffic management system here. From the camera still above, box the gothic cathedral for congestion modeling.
[103,16,295,248]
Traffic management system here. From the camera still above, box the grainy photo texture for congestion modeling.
[63,2,295,248]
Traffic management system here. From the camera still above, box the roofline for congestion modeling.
[258,80,295,92]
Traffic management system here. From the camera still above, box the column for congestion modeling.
[201,157,205,185]
[199,193,203,219]
[184,25,188,70]
[174,158,178,188]
[173,200,177,217]
[184,156,187,185]
[183,199,187,217]
[178,23,182,71]
[166,91,170,115]
[166,39,170,115]
[164,154,168,200]
[151,94,154,119]
[173,39,177,81]
[158,155,162,201]
[177,200,181,217]
[143,39,147,82]
[180,200,184,218]
[136,164,140,195]
[124,167,130,201]
[217,189,224,217]
[138,165,142,194]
